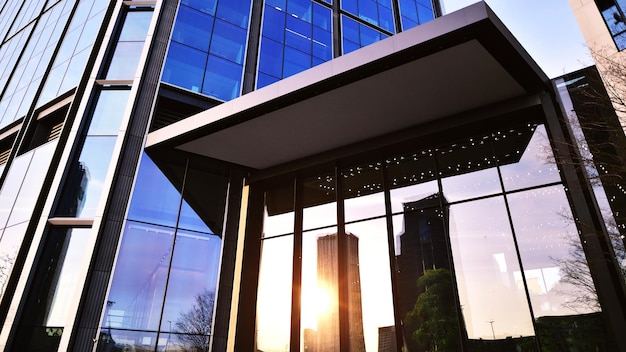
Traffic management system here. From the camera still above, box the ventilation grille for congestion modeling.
[0,148,10,165]
[48,121,64,142]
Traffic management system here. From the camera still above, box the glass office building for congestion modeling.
[0,1,623,351]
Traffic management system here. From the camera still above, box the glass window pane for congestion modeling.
[126,153,182,228]
[302,231,340,350]
[345,219,395,351]
[160,229,222,338]
[86,89,131,135]
[202,55,243,101]
[0,222,28,299]
[342,161,385,222]
[393,201,462,351]
[508,186,610,350]
[171,5,213,51]
[57,136,116,218]
[263,183,294,238]
[209,19,247,64]
[0,152,33,227]
[178,162,228,234]
[104,222,174,331]
[105,41,144,79]
[449,196,536,342]
[263,5,286,43]
[7,141,57,226]
[498,124,560,191]
[119,11,152,41]
[438,134,502,202]
[162,42,206,92]
[387,149,438,214]
[256,235,293,351]
[45,228,92,327]
[303,171,337,230]
[215,0,252,28]
[258,38,284,78]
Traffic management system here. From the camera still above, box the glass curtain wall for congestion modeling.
[97,153,229,352]
[161,0,437,99]
[254,120,614,351]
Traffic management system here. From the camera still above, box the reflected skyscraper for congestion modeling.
[396,193,457,351]
[308,233,365,352]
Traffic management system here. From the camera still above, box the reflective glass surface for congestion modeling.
[449,196,535,340]
[12,227,92,352]
[345,218,394,351]
[257,1,332,88]
[256,235,294,351]
[398,0,434,30]
[249,121,615,349]
[100,154,227,351]
[162,1,252,100]
[54,136,116,218]
[105,222,174,331]
[6,141,57,226]
[341,15,388,54]
[105,10,153,80]
[300,227,339,350]
[342,162,386,222]
[0,222,28,299]
[86,90,131,135]
[341,0,395,32]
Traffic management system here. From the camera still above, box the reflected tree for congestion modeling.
[0,253,15,295]
[174,289,214,352]
[405,268,460,351]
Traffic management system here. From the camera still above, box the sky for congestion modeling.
[440,0,593,78]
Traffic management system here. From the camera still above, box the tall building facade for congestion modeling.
[0,1,623,351]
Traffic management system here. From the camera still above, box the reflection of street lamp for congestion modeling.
[164,321,172,351]
[487,320,495,340]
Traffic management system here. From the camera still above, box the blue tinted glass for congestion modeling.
[401,16,418,30]
[285,16,312,53]
[210,19,247,64]
[417,3,434,23]
[360,0,379,26]
[343,39,360,54]
[119,10,153,41]
[104,222,174,331]
[257,72,280,88]
[181,0,217,15]
[283,46,310,77]
[288,0,312,23]
[360,23,385,46]
[203,55,242,100]
[342,16,359,43]
[378,3,394,31]
[313,26,332,60]
[313,2,331,30]
[216,0,252,28]
[171,5,213,51]
[342,0,358,15]
[266,0,287,9]
[263,5,286,43]
[127,154,181,227]
[159,230,221,331]
[259,38,284,78]
[162,42,206,92]
[398,0,416,22]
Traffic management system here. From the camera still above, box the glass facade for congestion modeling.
[0,1,623,352]
[97,153,228,351]
[254,121,610,351]
[161,0,436,99]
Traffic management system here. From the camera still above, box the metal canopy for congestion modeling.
[146,2,548,170]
